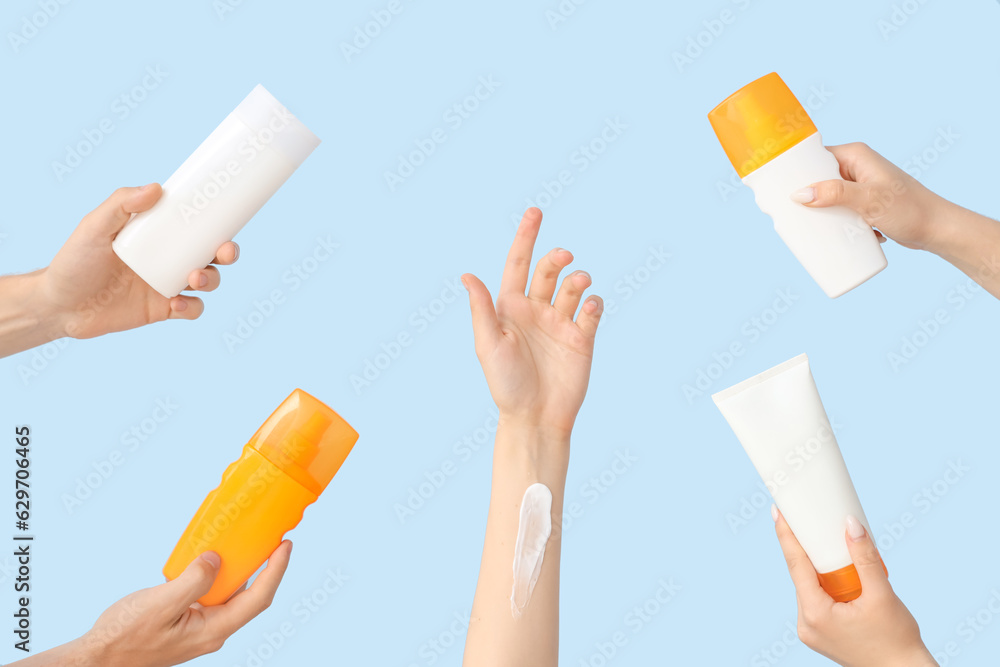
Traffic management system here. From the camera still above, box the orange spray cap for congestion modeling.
[708,72,818,178]
[249,389,359,496]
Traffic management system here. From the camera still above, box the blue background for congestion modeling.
[2,0,999,665]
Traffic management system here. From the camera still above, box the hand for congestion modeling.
[75,542,292,667]
[773,508,935,667]
[38,184,240,340]
[790,142,950,251]
[461,208,603,442]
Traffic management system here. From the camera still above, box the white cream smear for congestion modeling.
[510,482,553,619]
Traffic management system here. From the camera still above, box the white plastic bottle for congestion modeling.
[112,85,321,298]
[712,353,885,602]
[709,73,887,298]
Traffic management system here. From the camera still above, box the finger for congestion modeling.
[553,270,591,318]
[575,295,603,338]
[790,178,872,215]
[167,296,205,320]
[461,274,501,356]
[773,506,828,608]
[213,242,240,266]
[844,515,890,596]
[499,208,543,297]
[209,541,292,636]
[186,266,221,293]
[160,552,222,611]
[826,142,882,182]
[83,184,163,237]
[527,248,574,303]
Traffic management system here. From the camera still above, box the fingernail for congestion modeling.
[846,515,866,541]
[460,276,469,291]
[200,551,221,569]
[197,273,208,288]
[584,297,600,312]
[172,298,188,312]
[232,243,240,262]
[790,187,816,204]
[576,270,591,281]
[770,504,779,522]
[139,183,155,191]
[552,247,563,255]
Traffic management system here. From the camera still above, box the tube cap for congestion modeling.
[817,557,888,603]
[232,84,321,168]
[248,389,359,496]
[708,72,817,178]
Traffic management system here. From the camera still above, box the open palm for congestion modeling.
[463,208,603,439]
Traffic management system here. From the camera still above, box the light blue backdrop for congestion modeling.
[2,0,999,665]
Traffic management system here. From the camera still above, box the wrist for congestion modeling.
[882,645,936,667]
[492,416,571,489]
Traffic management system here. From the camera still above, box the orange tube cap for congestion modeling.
[817,557,888,603]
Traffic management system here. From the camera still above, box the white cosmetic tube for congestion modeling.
[712,353,884,601]
[112,85,320,298]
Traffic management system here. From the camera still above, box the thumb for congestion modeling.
[161,552,222,610]
[82,184,163,238]
[844,515,890,596]
[461,273,501,355]
[791,179,871,216]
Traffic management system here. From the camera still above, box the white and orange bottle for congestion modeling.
[709,73,887,298]
[164,389,358,606]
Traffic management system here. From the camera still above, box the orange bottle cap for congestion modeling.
[248,389,359,496]
[708,72,818,178]
[817,556,888,603]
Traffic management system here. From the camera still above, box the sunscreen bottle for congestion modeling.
[708,73,887,298]
[164,389,358,606]
[712,354,885,602]
[113,85,320,298]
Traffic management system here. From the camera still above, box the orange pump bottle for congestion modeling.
[164,389,358,606]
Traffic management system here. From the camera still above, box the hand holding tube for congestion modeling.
[773,508,935,667]
[0,184,239,358]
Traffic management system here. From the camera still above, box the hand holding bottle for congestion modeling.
[773,508,935,667]
[792,142,1000,298]
[11,543,291,667]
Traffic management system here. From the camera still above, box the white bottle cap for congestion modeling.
[232,84,321,167]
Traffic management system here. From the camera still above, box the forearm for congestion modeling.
[463,420,569,667]
[8,636,99,667]
[926,199,1000,299]
[0,270,64,358]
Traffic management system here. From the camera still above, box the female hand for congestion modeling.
[74,542,292,667]
[39,184,240,340]
[462,207,604,442]
[773,508,935,667]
